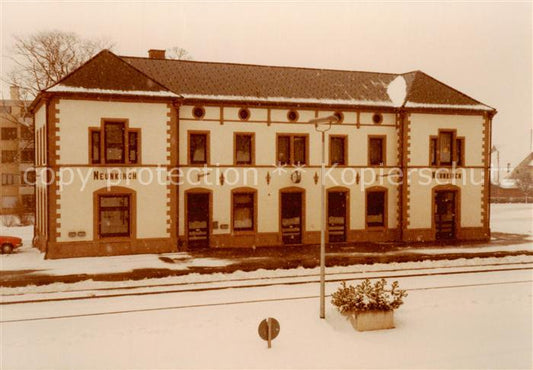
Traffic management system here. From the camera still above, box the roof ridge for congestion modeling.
[401,70,422,105]
[120,54,401,76]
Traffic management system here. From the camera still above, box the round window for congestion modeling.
[193,106,205,119]
[333,111,344,123]
[238,108,250,121]
[372,113,383,124]
[287,110,299,122]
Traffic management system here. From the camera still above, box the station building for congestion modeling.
[30,49,496,258]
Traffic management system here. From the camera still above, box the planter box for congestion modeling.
[346,310,395,331]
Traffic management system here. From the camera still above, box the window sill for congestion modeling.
[232,230,256,236]
[95,236,133,242]
[365,225,387,231]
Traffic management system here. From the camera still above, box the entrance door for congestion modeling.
[434,190,456,240]
[187,193,210,248]
[281,192,302,244]
[328,191,347,242]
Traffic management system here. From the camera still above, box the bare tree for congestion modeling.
[5,30,113,99]
[2,30,113,154]
[515,171,532,203]
[166,46,193,61]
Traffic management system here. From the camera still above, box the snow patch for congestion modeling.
[404,101,492,111]
[387,75,407,107]
[181,94,395,107]
[1,270,531,369]
[47,85,179,97]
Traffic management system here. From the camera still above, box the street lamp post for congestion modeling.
[309,115,339,319]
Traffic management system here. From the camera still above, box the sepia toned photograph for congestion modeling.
[1,1,532,369]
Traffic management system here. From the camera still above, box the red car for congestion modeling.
[0,236,22,254]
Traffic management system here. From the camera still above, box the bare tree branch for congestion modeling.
[166,46,193,61]
[4,30,114,100]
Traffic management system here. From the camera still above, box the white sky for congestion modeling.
[1,1,531,167]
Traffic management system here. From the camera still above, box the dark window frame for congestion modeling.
[429,131,464,167]
[232,191,256,232]
[104,121,126,164]
[89,120,140,165]
[330,135,347,166]
[234,133,254,165]
[366,188,387,228]
[98,194,131,238]
[188,131,209,165]
[368,135,386,166]
[276,134,308,165]
[456,136,465,167]
[438,131,454,166]
[128,130,140,164]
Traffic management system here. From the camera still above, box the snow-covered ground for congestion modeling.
[1,269,531,369]
[1,204,531,278]
[490,203,533,235]
[1,204,532,369]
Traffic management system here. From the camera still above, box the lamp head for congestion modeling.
[309,114,339,132]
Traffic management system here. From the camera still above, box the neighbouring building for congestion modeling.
[30,49,496,258]
[491,152,533,202]
[1,86,35,218]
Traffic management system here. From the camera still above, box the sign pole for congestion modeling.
[267,317,272,348]
[320,129,326,319]
[309,115,338,320]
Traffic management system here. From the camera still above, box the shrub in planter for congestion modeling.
[331,279,407,331]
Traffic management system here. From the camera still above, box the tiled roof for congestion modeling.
[509,152,533,179]
[47,50,170,93]
[46,50,495,111]
[122,56,398,104]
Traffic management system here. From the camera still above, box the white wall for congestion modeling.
[57,99,170,165]
[56,167,169,242]
[178,105,400,236]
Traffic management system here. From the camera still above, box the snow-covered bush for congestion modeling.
[331,279,407,313]
[1,215,19,227]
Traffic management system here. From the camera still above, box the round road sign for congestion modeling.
[258,317,280,341]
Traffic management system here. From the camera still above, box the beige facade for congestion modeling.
[30,49,495,258]
[32,98,493,258]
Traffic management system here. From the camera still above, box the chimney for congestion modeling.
[148,49,166,59]
[9,85,20,101]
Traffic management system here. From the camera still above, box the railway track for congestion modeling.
[1,278,531,324]
[1,261,532,306]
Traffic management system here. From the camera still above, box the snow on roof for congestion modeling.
[498,179,517,189]
[47,84,179,98]
[180,94,394,107]
[404,101,492,111]
[386,75,407,107]
[36,50,496,113]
